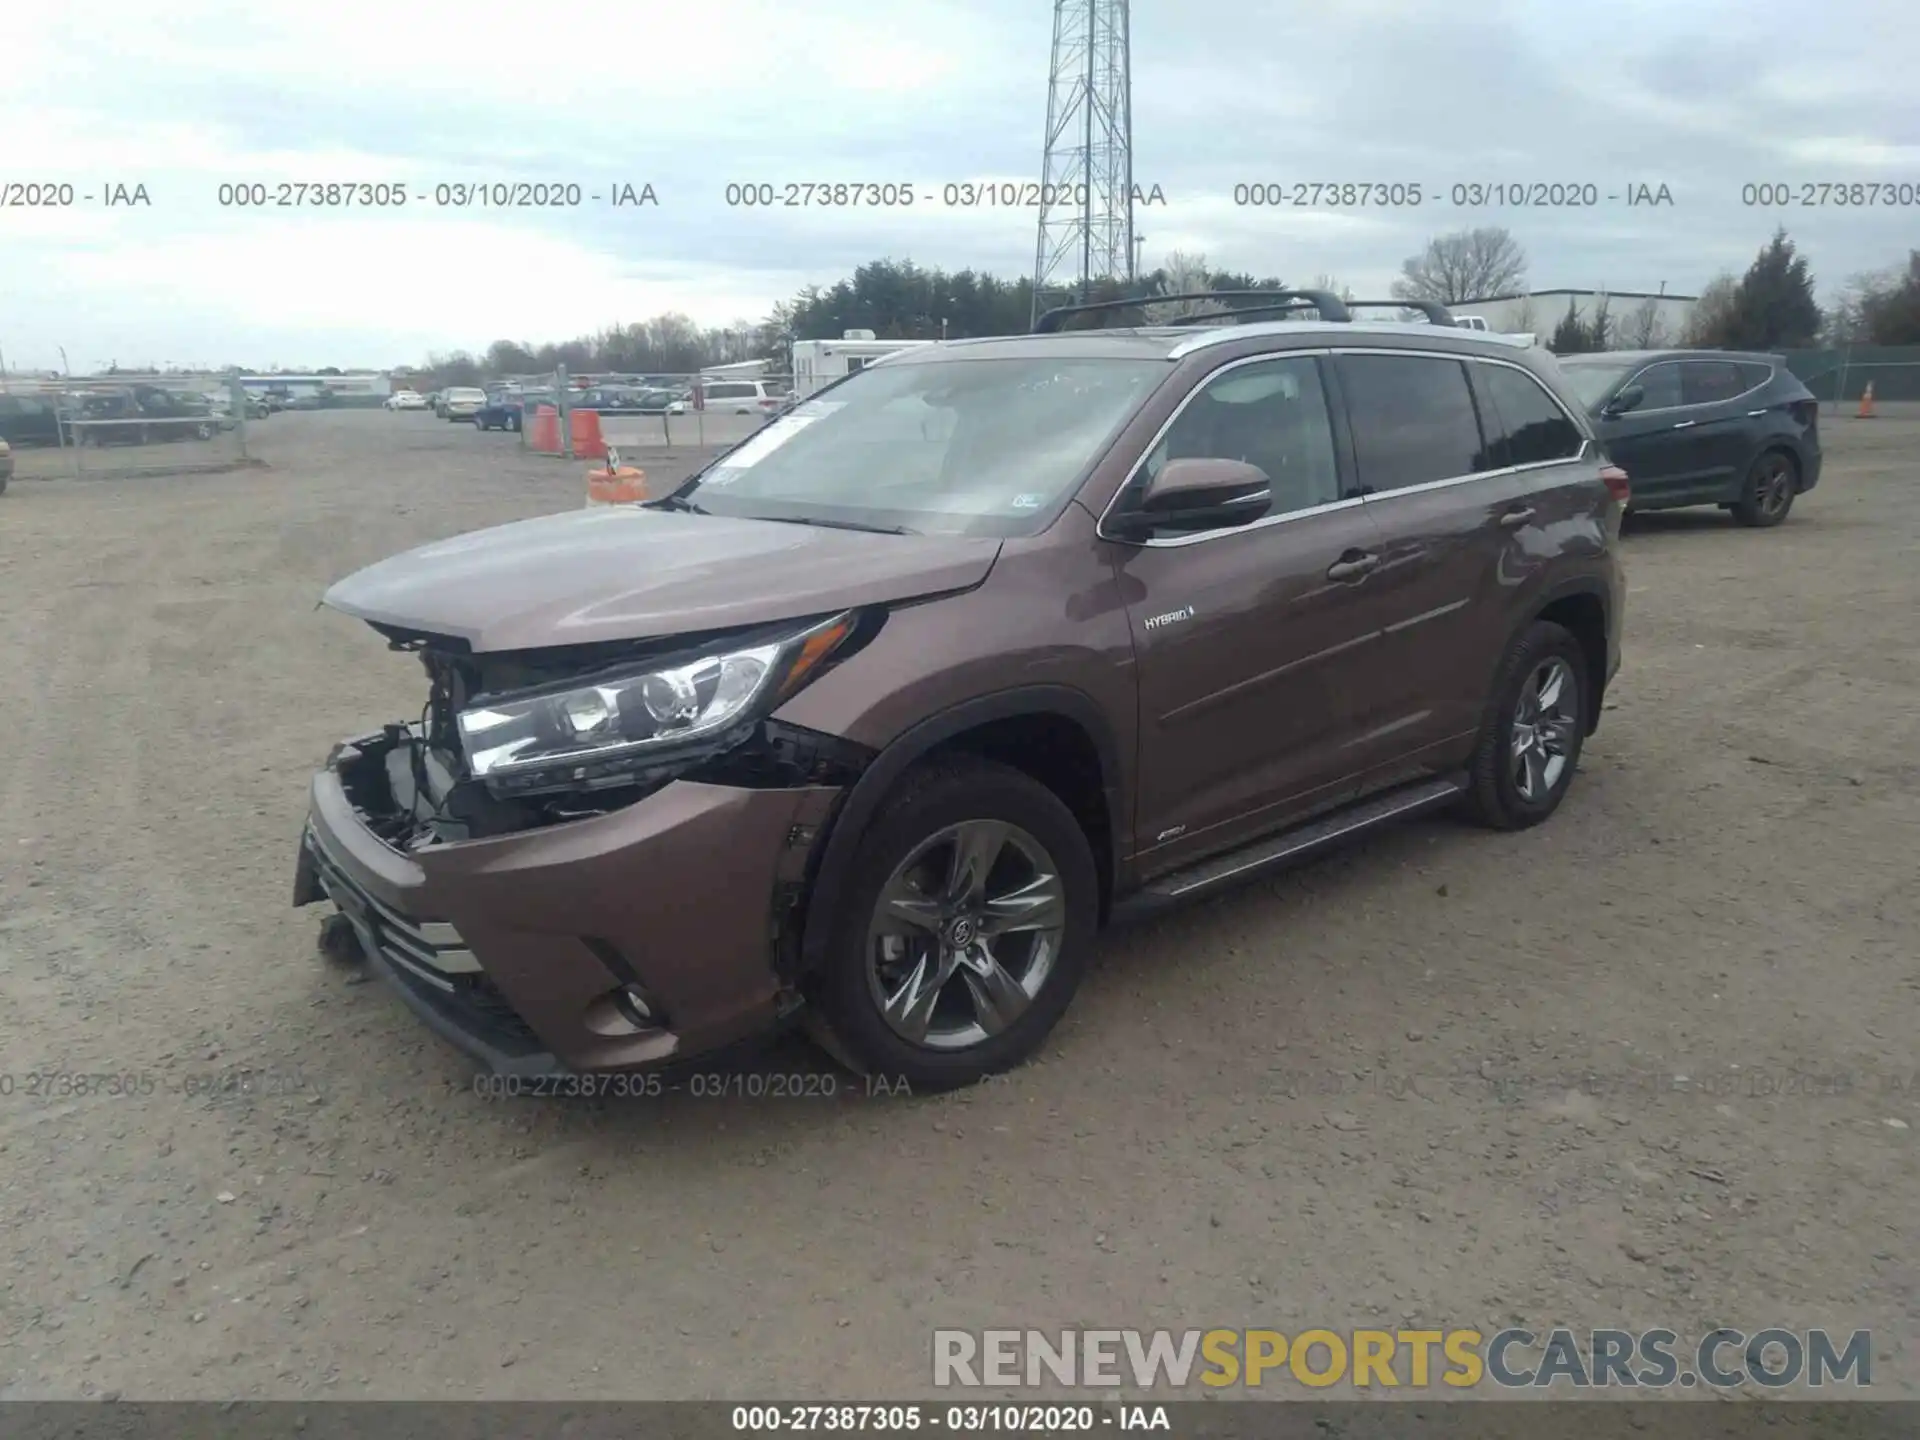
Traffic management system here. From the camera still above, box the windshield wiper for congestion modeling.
[649,492,710,515]
[757,515,920,536]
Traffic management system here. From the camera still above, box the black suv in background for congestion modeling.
[1556,351,1821,527]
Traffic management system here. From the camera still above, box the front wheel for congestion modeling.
[807,758,1097,1092]
[1731,450,1797,527]
[1461,620,1588,831]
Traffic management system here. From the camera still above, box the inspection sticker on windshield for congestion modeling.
[1010,493,1045,510]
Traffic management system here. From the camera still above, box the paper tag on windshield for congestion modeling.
[711,413,821,472]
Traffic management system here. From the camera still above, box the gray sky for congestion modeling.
[3,0,1914,370]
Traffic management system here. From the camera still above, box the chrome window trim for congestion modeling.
[1094,346,1590,549]
[1165,319,1534,360]
[1590,358,1773,418]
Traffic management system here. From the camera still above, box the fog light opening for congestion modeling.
[614,985,660,1030]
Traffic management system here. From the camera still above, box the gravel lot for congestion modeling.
[1,407,1915,1401]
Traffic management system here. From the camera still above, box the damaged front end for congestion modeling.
[331,611,878,852]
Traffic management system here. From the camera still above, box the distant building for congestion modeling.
[1450,289,1698,346]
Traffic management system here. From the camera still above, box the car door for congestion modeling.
[1678,359,1761,498]
[1106,352,1398,874]
[1595,360,1697,502]
[1328,349,1521,775]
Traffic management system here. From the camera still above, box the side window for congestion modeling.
[1630,362,1684,410]
[1478,364,1584,467]
[1735,361,1773,393]
[1337,354,1490,492]
[1681,360,1744,406]
[1122,356,1341,529]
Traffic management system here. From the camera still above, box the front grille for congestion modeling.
[305,825,544,1058]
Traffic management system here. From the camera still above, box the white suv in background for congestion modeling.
[699,379,784,415]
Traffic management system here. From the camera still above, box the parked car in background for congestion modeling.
[295,292,1624,1090]
[474,389,531,431]
[441,387,488,421]
[0,392,67,446]
[386,389,428,411]
[0,437,11,494]
[284,392,324,411]
[72,386,229,442]
[699,379,784,416]
[1555,350,1821,527]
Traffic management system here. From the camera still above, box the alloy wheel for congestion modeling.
[1510,656,1579,804]
[1757,456,1795,518]
[865,820,1068,1051]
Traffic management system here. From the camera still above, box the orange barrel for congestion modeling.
[585,464,648,506]
[530,404,561,453]
[570,407,607,459]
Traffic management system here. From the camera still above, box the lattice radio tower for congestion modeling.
[1031,0,1135,325]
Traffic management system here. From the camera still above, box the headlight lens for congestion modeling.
[457,612,855,791]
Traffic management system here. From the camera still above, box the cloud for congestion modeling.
[0,0,1912,366]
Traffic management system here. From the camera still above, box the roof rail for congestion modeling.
[1345,299,1457,325]
[1032,288,1353,333]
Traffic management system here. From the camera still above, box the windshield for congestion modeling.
[676,356,1168,537]
[1555,360,1635,411]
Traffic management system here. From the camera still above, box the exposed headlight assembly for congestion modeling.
[457,611,857,795]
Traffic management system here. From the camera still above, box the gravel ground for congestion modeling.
[0,407,1915,1401]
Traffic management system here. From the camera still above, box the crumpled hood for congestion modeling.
[322,505,1001,652]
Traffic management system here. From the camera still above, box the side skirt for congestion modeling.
[1108,773,1467,925]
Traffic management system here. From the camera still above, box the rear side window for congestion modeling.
[1336,354,1490,492]
[1477,364,1584,467]
[1735,361,1773,392]
[1680,361,1744,405]
[706,383,752,399]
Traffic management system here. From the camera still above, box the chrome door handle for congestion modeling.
[1327,552,1379,582]
[1499,507,1535,529]
[1747,409,1767,416]
[1671,419,1697,429]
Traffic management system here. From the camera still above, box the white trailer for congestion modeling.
[791,331,933,399]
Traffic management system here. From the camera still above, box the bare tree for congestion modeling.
[1391,227,1528,305]
[1143,250,1216,321]
[1621,298,1668,349]
[1679,274,1739,348]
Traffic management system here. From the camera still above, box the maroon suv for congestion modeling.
[295,292,1626,1091]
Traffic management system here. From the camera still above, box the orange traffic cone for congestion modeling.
[1856,382,1876,418]
[570,406,607,460]
[586,445,647,506]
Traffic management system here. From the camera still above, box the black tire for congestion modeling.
[1731,449,1797,527]
[1461,620,1589,831]
[807,757,1098,1092]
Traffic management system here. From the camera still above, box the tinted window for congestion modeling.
[1337,354,1489,491]
[1628,361,1683,410]
[706,383,753,399]
[1681,361,1744,406]
[1736,362,1773,392]
[1556,361,1634,410]
[1479,364,1583,466]
[1121,356,1341,529]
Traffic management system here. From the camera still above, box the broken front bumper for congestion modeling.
[295,737,841,1076]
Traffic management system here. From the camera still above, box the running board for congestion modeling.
[1110,774,1467,924]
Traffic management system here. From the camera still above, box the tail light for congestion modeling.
[1599,463,1630,506]
[1790,398,1818,430]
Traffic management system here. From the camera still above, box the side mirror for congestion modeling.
[1116,457,1272,536]
[1604,383,1645,417]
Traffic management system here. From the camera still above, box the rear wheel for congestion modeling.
[807,758,1097,1092]
[1462,621,1588,831]
[1731,449,1797,527]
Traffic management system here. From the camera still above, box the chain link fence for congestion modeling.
[1,376,257,482]
[459,368,788,460]
[1778,346,1920,406]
